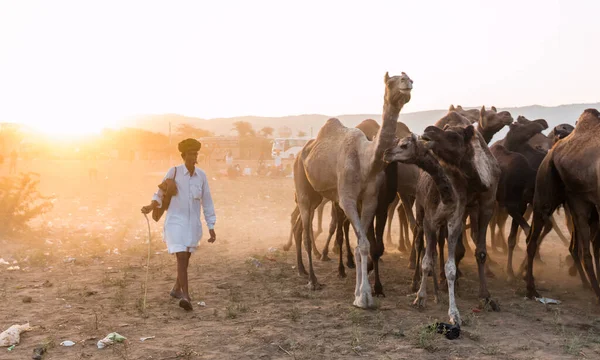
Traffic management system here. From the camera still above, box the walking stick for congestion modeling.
[142,213,152,312]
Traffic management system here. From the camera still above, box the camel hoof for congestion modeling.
[408,262,416,270]
[506,273,516,283]
[413,296,426,309]
[353,291,375,309]
[282,244,291,252]
[526,289,540,299]
[486,269,497,279]
[338,270,347,279]
[297,268,308,277]
[373,284,385,298]
[313,251,322,259]
[398,245,408,253]
[307,281,322,291]
[320,254,331,262]
[481,298,501,312]
[347,260,356,269]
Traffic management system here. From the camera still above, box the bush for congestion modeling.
[0,172,53,233]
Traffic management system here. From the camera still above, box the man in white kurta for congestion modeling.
[152,164,216,253]
[141,138,216,311]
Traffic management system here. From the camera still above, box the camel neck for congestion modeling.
[477,125,494,144]
[414,152,454,204]
[372,102,403,172]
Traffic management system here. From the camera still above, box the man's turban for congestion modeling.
[178,138,201,153]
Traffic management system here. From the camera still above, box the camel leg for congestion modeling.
[339,193,374,309]
[472,201,499,310]
[551,214,570,247]
[315,199,327,239]
[320,204,337,261]
[591,209,600,282]
[515,205,533,250]
[294,160,323,290]
[400,204,411,252]
[411,224,424,293]
[446,217,464,326]
[333,204,347,278]
[372,191,389,297]
[437,226,448,287]
[400,194,417,268]
[568,225,590,289]
[414,221,437,307]
[386,195,399,245]
[506,216,521,282]
[496,208,509,253]
[568,198,600,302]
[292,214,308,276]
[342,220,354,268]
[489,206,499,253]
[283,206,300,251]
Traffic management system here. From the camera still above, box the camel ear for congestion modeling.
[464,125,475,141]
[449,105,455,111]
[411,132,418,142]
[384,72,390,84]
[534,119,549,130]
[491,106,497,112]
[480,106,488,129]
[443,124,451,131]
[457,105,463,110]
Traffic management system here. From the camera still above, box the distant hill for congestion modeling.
[122,102,600,143]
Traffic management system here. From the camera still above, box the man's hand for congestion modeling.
[141,201,158,215]
[208,229,217,243]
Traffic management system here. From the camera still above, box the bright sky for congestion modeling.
[1,0,599,135]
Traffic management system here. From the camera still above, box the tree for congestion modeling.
[260,126,274,137]
[297,130,307,138]
[232,121,255,137]
[175,124,213,140]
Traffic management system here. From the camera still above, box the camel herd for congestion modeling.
[283,72,600,327]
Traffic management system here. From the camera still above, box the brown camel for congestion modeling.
[525,109,600,302]
[294,72,412,308]
[384,124,483,325]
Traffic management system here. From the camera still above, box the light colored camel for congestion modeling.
[294,72,412,308]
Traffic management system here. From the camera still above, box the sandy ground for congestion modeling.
[1,159,600,360]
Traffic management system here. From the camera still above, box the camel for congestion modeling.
[428,108,507,285]
[525,109,600,302]
[293,72,412,308]
[384,124,485,325]
[489,119,572,254]
[489,119,550,279]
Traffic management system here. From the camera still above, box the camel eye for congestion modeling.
[400,143,408,149]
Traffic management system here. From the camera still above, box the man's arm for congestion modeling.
[141,167,175,213]
[201,174,216,231]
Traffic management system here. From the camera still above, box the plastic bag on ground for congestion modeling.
[97,332,126,349]
[0,323,32,347]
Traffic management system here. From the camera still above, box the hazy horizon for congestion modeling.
[1,0,599,135]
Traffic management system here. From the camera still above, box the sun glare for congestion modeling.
[28,120,116,138]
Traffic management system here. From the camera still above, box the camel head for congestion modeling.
[479,106,514,132]
[384,72,413,107]
[383,133,431,164]
[551,123,575,141]
[423,124,476,165]
[449,105,480,124]
[516,115,549,130]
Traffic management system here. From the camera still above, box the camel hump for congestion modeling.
[574,109,600,133]
[317,118,346,138]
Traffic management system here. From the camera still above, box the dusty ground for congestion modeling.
[1,159,600,360]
